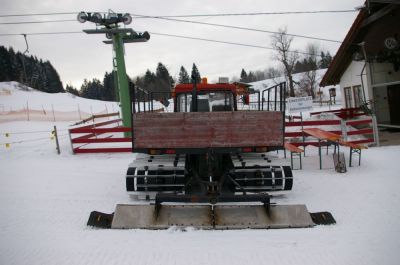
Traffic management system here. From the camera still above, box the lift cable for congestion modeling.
[0,16,341,43]
[0,12,77,17]
[0,9,357,18]
[0,31,82,36]
[132,9,357,18]
[0,19,76,25]
[0,30,327,57]
[130,14,342,43]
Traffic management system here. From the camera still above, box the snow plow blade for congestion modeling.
[109,204,315,229]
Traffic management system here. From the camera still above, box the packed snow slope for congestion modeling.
[1,120,400,265]
[0,81,118,113]
[0,82,169,123]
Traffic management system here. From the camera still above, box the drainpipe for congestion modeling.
[359,41,379,146]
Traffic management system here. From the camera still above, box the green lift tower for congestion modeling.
[77,11,150,135]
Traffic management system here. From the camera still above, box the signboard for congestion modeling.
[287,96,313,113]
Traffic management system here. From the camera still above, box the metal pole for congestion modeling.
[319,139,322,170]
[372,114,380,147]
[301,112,305,156]
[112,31,131,136]
[68,128,75,154]
[341,119,348,142]
[53,125,60,154]
[51,104,56,122]
[26,101,30,121]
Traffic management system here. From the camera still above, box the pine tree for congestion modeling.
[135,76,145,89]
[156,62,174,92]
[156,62,170,82]
[66,84,80,96]
[43,61,64,93]
[0,45,64,93]
[190,63,201,84]
[144,69,155,86]
[178,66,190,83]
[247,71,256,82]
[318,51,332,69]
[240,69,248,83]
[325,52,333,67]
[80,78,103,100]
[0,46,12,81]
[80,79,89,97]
[156,62,175,101]
[103,71,117,101]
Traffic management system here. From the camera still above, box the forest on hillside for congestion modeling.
[0,46,64,93]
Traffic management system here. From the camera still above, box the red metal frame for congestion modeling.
[284,116,374,147]
[69,104,375,154]
[346,119,372,126]
[286,120,341,127]
[73,147,132,154]
[310,107,366,120]
[69,118,132,154]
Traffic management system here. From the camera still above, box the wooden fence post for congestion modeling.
[51,104,56,122]
[26,101,30,121]
[53,125,60,154]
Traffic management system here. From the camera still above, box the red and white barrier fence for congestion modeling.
[68,114,132,154]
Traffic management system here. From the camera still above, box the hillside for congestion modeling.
[0,81,118,122]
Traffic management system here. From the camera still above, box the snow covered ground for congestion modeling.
[1,120,400,265]
[1,81,400,265]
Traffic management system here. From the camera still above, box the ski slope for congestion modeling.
[1,82,400,265]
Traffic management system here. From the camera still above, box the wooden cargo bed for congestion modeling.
[133,111,284,150]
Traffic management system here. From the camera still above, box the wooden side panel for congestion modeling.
[133,111,283,149]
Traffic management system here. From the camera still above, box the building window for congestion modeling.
[344,87,352,108]
[353,85,363,108]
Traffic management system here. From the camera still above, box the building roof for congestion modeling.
[320,2,400,87]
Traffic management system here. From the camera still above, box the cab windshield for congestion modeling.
[177,92,234,112]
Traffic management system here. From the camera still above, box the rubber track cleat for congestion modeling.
[310,212,336,225]
[87,211,114,228]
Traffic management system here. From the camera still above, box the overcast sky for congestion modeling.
[0,0,364,88]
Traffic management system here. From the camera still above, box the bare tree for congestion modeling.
[302,43,319,99]
[264,67,282,85]
[265,67,281,79]
[254,70,266,81]
[271,27,299,97]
